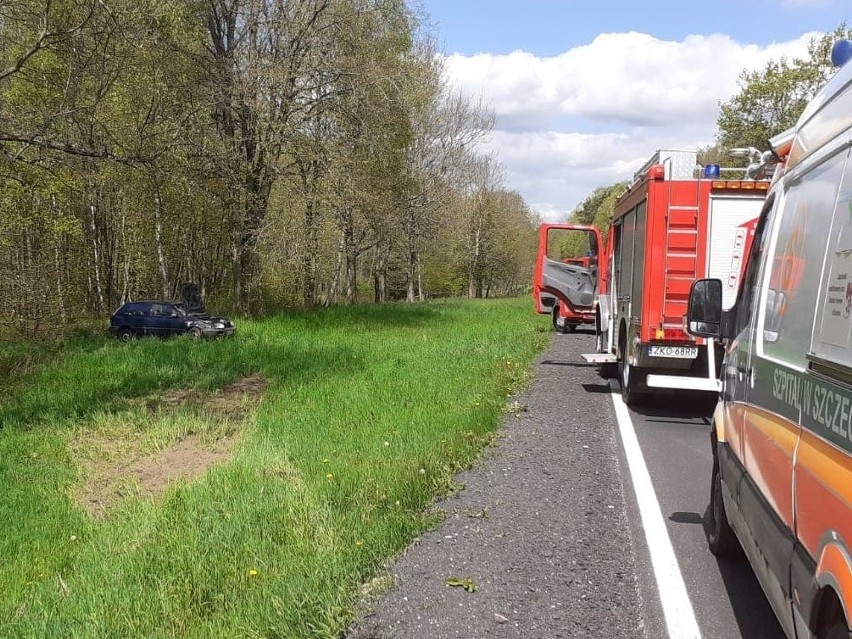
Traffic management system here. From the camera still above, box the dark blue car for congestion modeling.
[109,300,235,341]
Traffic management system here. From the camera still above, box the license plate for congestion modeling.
[649,345,698,359]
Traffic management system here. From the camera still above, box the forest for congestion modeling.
[0,0,539,338]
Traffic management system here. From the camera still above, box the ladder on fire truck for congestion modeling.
[646,160,719,393]
[661,174,701,334]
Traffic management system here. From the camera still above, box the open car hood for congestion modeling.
[180,283,206,314]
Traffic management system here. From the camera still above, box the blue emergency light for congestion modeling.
[704,164,721,178]
[831,39,852,68]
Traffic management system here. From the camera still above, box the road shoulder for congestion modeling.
[347,331,647,638]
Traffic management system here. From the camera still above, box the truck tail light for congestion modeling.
[656,327,689,341]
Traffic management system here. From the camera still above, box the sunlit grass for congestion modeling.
[0,298,549,638]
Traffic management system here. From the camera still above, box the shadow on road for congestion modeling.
[541,359,598,368]
[582,383,612,394]
[669,511,704,525]
[554,327,596,336]
[698,503,786,638]
[629,392,716,423]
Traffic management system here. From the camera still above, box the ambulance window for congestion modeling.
[759,150,847,368]
[735,195,777,336]
[811,147,852,368]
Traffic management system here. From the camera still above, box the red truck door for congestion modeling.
[533,224,604,316]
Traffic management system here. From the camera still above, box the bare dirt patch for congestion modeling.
[71,373,267,518]
[152,372,267,420]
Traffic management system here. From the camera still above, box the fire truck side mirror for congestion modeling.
[686,279,723,338]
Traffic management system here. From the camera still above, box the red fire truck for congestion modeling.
[533,224,604,332]
[580,149,771,403]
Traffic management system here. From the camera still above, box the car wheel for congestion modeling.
[189,327,203,340]
[707,461,741,558]
[117,328,134,342]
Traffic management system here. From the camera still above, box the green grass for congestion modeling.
[0,298,550,638]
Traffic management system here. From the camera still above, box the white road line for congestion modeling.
[610,381,702,639]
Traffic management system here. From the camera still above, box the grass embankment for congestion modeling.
[0,298,549,638]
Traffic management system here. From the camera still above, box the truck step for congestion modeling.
[582,353,617,364]
[646,374,719,392]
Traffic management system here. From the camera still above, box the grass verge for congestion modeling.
[0,298,549,638]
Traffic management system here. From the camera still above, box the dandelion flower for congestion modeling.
[326,473,334,480]
[249,569,258,577]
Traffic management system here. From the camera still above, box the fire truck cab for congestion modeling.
[586,149,770,403]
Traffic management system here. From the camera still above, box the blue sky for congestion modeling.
[424,1,849,56]
[418,0,850,221]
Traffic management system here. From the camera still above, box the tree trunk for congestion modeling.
[343,209,357,304]
[303,198,317,306]
[406,247,416,303]
[468,225,481,299]
[51,196,67,322]
[374,241,388,304]
[89,197,105,314]
[154,186,170,299]
[327,234,344,307]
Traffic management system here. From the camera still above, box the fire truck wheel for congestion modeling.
[596,330,617,378]
[617,332,644,402]
[552,308,575,333]
[706,460,741,559]
[619,358,642,404]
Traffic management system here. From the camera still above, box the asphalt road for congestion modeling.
[625,358,784,638]
[347,329,786,639]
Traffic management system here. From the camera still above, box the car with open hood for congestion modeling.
[109,284,235,341]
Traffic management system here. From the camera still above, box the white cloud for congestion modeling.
[442,31,820,221]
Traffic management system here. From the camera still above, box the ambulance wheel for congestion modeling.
[823,621,852,639]
[707,460,741,558]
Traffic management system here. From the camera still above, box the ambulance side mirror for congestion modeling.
[687,279,723,338]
